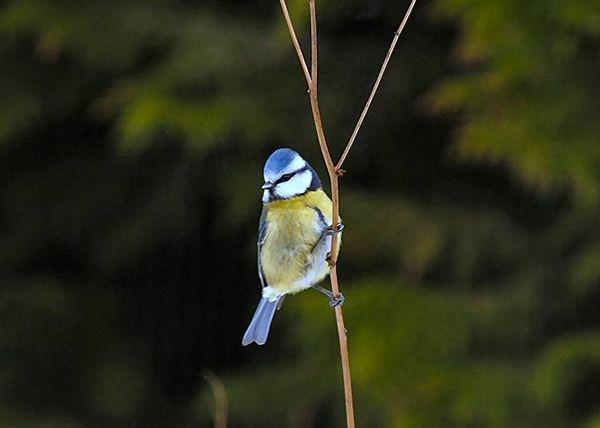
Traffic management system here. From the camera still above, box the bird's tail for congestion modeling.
[242,297,279,346]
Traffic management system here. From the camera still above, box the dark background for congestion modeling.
[2,0,600,427]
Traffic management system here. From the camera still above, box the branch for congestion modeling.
[202,370,228,428]
[279,1,355,426]
[335,0,417,171]
[277,1,416,426]
[307,1,356,427]
[278,0,312,87]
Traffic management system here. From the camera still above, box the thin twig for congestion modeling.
[278,1,416,426]
[278,0,312,86]
[336,0,417,171]
[280,1,355,426]
[307,1,356,427]
[203,370,228,428]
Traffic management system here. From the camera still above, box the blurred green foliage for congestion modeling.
[432,0,600,204]
[1,0,600,427]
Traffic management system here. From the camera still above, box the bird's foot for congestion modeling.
[326,252,337,267]
[328,292,345,308]
[313,285,345,308]
[326,222,344,236]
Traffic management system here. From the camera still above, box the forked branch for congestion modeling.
[306,0,354,425]
[277,1,416,427]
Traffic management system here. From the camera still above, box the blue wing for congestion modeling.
[312,206,330,230]
[257,206,268,288]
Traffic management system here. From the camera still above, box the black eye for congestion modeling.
[279,173,294,182]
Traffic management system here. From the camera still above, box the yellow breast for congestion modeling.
[260,190,333,292]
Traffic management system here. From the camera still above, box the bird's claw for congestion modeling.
[329,292,345,308]
[326,222,344,236]
[326,252,336,267]
[312,285,345,307]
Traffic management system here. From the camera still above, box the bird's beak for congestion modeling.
[261,182,274,190]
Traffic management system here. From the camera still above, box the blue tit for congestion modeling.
[242,148,344,346]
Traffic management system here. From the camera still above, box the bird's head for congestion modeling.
[262,148,321,203]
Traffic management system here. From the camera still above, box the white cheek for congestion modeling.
[262,190,270,203]
[274,171,312,199]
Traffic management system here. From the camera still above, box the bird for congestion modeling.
[242,148,344,346]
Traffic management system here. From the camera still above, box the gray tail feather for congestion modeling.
[242,297,279,346]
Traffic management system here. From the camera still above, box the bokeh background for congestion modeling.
[2,0,600,427]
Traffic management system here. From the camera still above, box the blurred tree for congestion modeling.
[0,0,600,427]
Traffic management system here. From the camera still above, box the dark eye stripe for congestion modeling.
[279,173,294,183]
[273,166,308,185]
